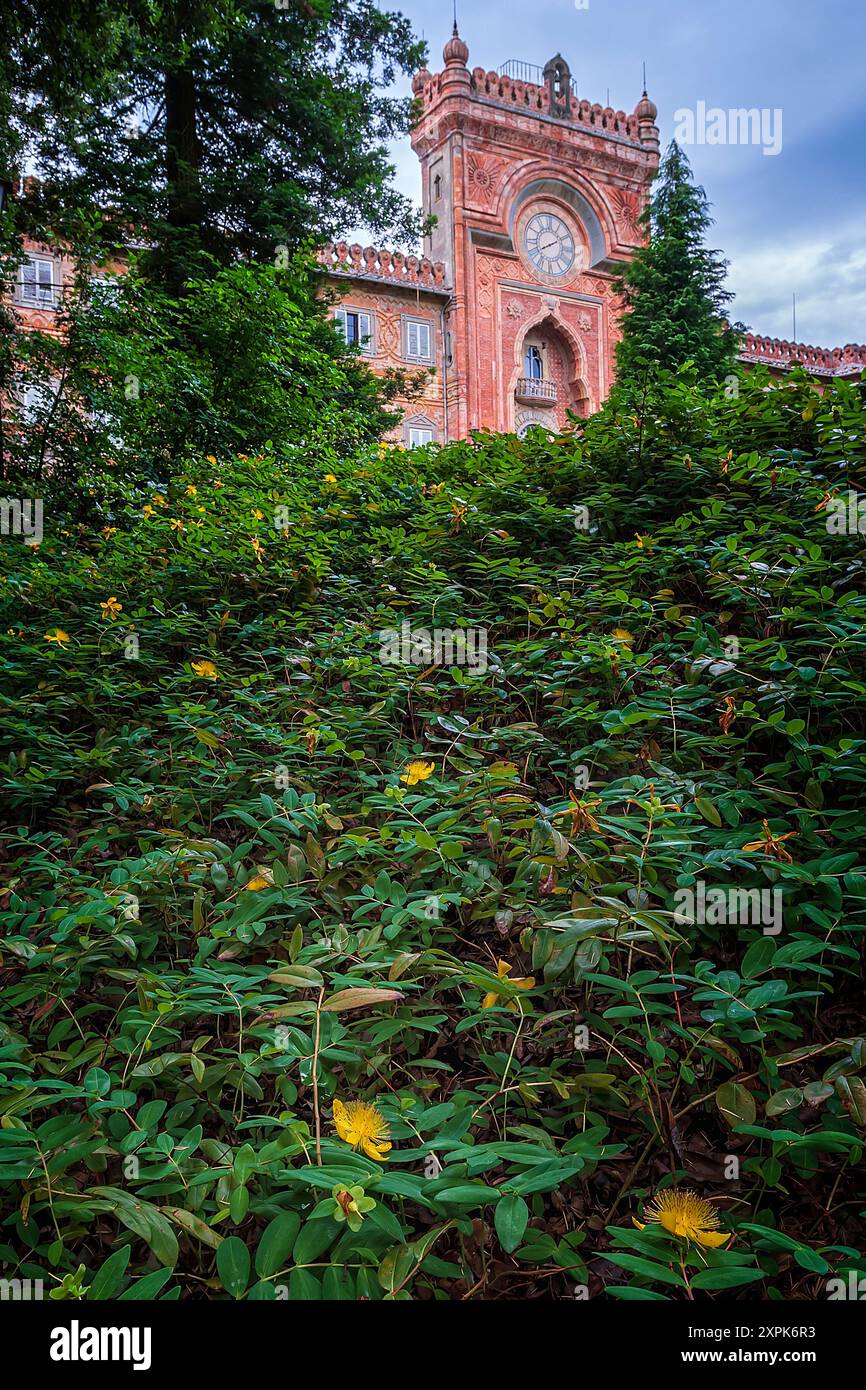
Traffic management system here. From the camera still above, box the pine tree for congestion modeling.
[613,141,740,391]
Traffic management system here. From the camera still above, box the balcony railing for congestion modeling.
[515,377,557,405]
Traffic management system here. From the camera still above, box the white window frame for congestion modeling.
[334,305,375,356]
[402,316,434,364]
[17,255,57,309]
[404,414,437,448]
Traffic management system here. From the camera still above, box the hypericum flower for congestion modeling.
[634,1189,732,1248]
[250,536,264,561]
[191,658,219,679]
[323,473,337,483]
[482,958,535,1011]
[252,508,264,520]
[333,1098,391,1161]
[243,872,271,891]
[185,484,197,497]
[611,627,634,645]
[100,596,122,621]
[400,759,435,786]
[206,454,217,465]
[743,818,796,863]
[170,518,185,532]
[331,1184,376,1231]
[44,628,70,646]
[102,526,117,538]
[142,504,156,519]
[153,493,168,507]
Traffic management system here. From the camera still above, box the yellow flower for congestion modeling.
[244,872,271,891]
[400,759,435,786]
[252,508,264,520]
[250,536,265,561]
[142,504,156,519]
[634,1189,732,1248]
[102,526,117,538]
[44,629,70,646]
[482,959,536,1011]
[191,658,220,679]
[323,473,337,484]
[206,455,217,465]
[100,597,122,621]
[185,484,198,497]
[153,493,168,507]
[170,518,185,532]
[612,627,633,645]
[333,1098,391,1162]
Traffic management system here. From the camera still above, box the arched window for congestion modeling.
[524,344,543,379]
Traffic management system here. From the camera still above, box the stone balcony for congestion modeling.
[515,377,557,405]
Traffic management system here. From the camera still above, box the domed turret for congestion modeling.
[635,90,657,122]
[443,23,469,67]
[412,66,431,95]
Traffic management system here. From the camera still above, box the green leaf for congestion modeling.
[494,1193,529,1253]
[88,1245,131,1300]
[216,1236,251,1298]
[255,1212,301,1278]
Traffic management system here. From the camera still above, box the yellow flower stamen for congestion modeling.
[332,1098,391,1162]
[634,1188,732,1248]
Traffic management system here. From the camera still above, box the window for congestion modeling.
[18,256,56,309]
[15,378,59,422]
[408,426,434,447]
[88,273,121,308]
[334,306,374,354]
[524,344,544,379]
[404,414,437,448]
[403,317,433,364]
[433,173,442,201]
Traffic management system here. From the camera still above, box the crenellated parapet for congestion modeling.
[740,333,866,378]
[413,65,645,144]
[317,242,448,291]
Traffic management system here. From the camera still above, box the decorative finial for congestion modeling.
[642,61,647,94]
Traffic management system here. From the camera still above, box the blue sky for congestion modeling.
[370,0,865,349]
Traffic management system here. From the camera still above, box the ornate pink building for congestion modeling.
[317,28,864,442]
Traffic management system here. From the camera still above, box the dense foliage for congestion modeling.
[614,142,740,392]
[1,366,865,1301]
[0,256,408,492]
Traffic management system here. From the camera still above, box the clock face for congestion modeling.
[523,212,576,277]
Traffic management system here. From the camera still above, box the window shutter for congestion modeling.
[358,312,372,349]
[21,259,55,306]
[37,260,53,303]
[334,307,347,340]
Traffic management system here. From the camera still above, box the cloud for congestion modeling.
[728,227,866,345]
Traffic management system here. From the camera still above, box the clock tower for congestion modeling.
[411,28,660,436]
